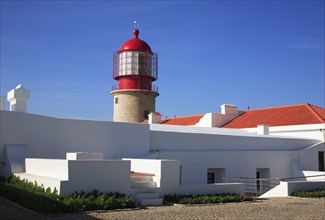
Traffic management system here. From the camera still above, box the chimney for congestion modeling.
[148,112,161,124]
[257,124,269,135]
[7,84,30,112]
[220,104,238,115]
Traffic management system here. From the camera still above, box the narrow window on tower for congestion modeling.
[144,111,149,119]
[115,98,118,104]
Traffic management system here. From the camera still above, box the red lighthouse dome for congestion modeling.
[112,28,158,91]
[119,29,153,55]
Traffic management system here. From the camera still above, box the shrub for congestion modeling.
[0,176,136,214]
[291,188,325,198]
[164,193,254,204]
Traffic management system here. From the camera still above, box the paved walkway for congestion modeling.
[1,197,324,219]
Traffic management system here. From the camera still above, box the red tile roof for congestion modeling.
[222,103,325,128]
[142,114,204,126]
[160,114,204,126]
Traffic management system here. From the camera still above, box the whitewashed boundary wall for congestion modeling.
[0,111,150,161]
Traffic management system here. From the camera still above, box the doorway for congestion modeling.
[318,152,324,171]
[256,168,270,194]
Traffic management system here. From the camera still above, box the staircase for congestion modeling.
[131,173,163,206]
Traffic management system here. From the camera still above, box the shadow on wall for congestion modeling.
[1,144,28,178]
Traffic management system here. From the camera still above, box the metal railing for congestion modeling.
[224,177,280,196]
[111,84,158,93]
[224,174,325,196]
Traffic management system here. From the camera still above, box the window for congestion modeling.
[207,168,225,184]
[115,98,118,104]
[144,111,149,119]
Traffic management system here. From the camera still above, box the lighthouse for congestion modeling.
[111,27,159,122]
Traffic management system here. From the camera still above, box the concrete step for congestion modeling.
[131,176,153,183]
[136,192,160,200]
[139,198,163,206]
[132,187,159,194]
[131,181,157,188]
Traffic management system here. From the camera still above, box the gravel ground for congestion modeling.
[1,197,324,220]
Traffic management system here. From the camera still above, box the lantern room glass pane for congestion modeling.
[117,51,153,76]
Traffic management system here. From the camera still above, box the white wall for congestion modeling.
[148,124,320,185]
[25,159,69,180]
[2,111,322,192]
[125,158,244,196]
[260,181,325,198]
[0,111,150,163]
[1,144,28,178]
[302,171,325,181]
[17,159,131,195]
[175,183,244,196]
[298,142,325,171]
[15,173,63,193]
[62,160,131,195]
[243,124,325,141]
[157,151,296,185]
[150,124,318,152]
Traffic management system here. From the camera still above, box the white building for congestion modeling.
[0,27,324,206]
[0,103,324,204]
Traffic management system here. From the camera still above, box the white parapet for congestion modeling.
[148,112,162,124]
[66,152,104,160]
[220,104,238,115]
[257,124,269,135]
[7,84,30,112]
[195,104,243,127]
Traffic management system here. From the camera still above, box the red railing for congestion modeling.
[111,84,158,93]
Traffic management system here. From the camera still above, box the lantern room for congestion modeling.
[113,29,158,91]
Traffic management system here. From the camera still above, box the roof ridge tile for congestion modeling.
[305,103,325,123]
[246,103,307,112]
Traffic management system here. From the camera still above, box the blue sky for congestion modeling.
[1,0,324,120]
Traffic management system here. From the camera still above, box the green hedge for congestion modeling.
[291,188,325,198]
[164,194,254,204]
[0,176,136,214]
